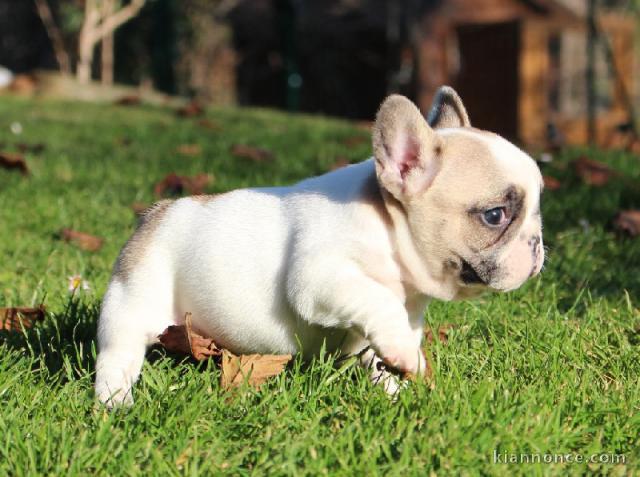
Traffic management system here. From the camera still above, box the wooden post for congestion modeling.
[519,21,549,147]
[586,0,597,144]
[415,18,449,114]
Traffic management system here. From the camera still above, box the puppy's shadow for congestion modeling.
[0,299,205,382]
[0,299,100,380]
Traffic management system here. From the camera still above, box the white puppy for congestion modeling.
[95,87,544,406]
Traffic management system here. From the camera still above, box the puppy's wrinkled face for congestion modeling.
[372,88,544,300]
[413,129,544,296]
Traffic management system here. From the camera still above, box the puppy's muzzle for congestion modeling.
[460,259,487,285]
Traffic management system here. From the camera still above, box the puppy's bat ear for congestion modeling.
[372,95,442,201]
[427,86,471,129]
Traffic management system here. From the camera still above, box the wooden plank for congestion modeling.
[519,20,549,146]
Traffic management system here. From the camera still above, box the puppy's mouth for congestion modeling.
[459,259,488,286]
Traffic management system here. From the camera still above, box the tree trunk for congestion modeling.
[77,0,98,83]
[76,0,146,84]
[101,0,115,85]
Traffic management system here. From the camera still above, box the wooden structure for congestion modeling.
[552,12,637,145]
[414,0,636,146]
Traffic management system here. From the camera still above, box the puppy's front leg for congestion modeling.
[359,347,404,395]
[288,260,427,376]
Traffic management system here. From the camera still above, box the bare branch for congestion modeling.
[34,0,72,74]
[93,0,146,43]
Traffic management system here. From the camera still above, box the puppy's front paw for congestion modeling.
[380,345,428,377]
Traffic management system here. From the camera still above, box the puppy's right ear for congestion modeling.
[372,95,442,201]
[427,86,471,129]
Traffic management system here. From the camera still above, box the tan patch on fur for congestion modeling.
[189,194,219,203]
[113,200,173,281]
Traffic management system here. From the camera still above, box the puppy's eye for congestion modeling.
[481,207,508,227]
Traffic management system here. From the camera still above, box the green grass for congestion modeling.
[0,96,639,476]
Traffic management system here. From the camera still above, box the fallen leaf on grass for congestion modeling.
[424,324,454,345]
[543,176,562,191]
[16,142,45,154]
[342,135,368,147]
[613,210,640,237]
[158,313,221,360]
[572,156,616,186]
[176,101,205,118]
[154,173,213,197]
[230,144,274,162]
[220,350,291,389]
[60,228,104,252]
[176,144,202,156]
[0,151,29,175]
[627,138,640,155]
[114,95,141,106]
[353,120,372,131]
[197,118,222,131]
[158,313,291,389]
[1,305,46,331]
[9,74,37,94]
[330,156,350,171]
[131,202,149,216]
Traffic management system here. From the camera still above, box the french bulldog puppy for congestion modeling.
[95,86,544,406]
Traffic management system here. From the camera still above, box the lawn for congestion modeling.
[0,96,639,476]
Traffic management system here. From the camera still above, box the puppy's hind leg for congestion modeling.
[95,278,174,407]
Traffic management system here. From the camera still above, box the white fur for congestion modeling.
[95,161,428,405]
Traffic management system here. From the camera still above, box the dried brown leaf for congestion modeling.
[9,74,37,94]
[573,156,615,186]
[0,152,29,175]
[154,173,213,197]
[627,138,640,155]
[353,120,372,131]
[114,95,141,106]
[1,305,46,331]
[176,101,205,118]
[230,144,275,162]
[613,210,640,237]
[16,143,45,154]
[342,135,367,147]
[158,325,191,355]
[131,202,149,216]
[220,350,291,389]
[60,228,104,252]
[116,137,132,147]
[197,118,222,131]
[543,176,562,191]
[424,324,454,345]
[330,156,350,171]
[185,313,221,360]
[158,313,221,360]
[176,144,202,156]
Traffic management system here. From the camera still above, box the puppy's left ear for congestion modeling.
[427,86,471,129]
[373,95,442,201]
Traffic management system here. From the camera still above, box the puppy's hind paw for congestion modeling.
[95,384,134,409]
